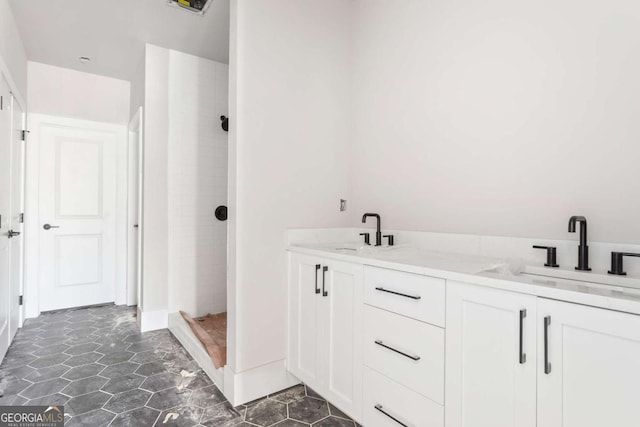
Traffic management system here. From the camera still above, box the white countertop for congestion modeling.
[287,242,640,315]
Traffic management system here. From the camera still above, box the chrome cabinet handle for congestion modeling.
[43,224,60,230]
[544,316,551,374]
[374,404,410,427]
[519,309,527,364]
[375,287,421,300]
[374,340,420,361]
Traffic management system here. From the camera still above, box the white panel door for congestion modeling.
[39,123,117,311]
[445,281,537,427]
[0,75,12,360]
[287,252,322,386]
[318,259,363,419]
[9,95,25,338]
[538,298,640,427]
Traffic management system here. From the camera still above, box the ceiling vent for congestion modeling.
[167,0,213,16]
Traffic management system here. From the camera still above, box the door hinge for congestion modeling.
[19,295,23,306]
[21,130,28,141]
[19,213,24,223]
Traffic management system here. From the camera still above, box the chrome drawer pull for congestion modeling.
[374,340,420,361]
[375,287,421,300]
[374,404,410,427]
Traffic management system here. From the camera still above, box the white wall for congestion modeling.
[229,0,352,376]
[167,50,228,317]
[141,44,170,316]
[27,62,130,124]
[130,54,145,118]
[350,0,640,244]
[0,0,27,103]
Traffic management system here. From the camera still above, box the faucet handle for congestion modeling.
[359,233,370,245]
[533,245,559,268]
[608,252,640,275]
[383,235,395,246]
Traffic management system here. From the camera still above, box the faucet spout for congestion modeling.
[362,213,382,246]
[568,215,590,271]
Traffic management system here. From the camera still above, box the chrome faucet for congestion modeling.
[568,215,591,271]
[362,213,382,246]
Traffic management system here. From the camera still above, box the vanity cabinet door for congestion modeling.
[287,252,323,387]
[445,282,537,427]
[287,253,363,421]
[317,259,363,420]
[537,298,640,427]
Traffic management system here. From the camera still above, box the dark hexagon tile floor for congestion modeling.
[0,305,359,426]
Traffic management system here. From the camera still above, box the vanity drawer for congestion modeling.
[364,305,444,404]
[363,367,444,427]
[364,266,445,327]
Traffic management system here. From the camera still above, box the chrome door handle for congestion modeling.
[43,224,60,230]
[7,230,20,238]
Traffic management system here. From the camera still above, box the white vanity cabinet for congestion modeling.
[287,252,363,420]
[446,281,640,427]
[538,298,640,427]
[445,281,537,427]
[362,266,446,427]
[288,247,640,427]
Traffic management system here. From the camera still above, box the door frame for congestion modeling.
[24,114,128,318]
[9,94,25,330]
[127,107,144,307]
[0,56,26,113]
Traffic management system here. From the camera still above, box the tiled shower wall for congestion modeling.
[167,50,229,317]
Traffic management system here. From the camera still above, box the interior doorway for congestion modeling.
[9,93,25,339]
[0,74,13,359]
[37,120,118,312]
[127,107,143,307]
[0,73,26,361]
[23,115,128,316]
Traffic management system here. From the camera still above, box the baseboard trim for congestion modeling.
[224,359,299,406]
[168,312,224,390]
[138,308,168,332]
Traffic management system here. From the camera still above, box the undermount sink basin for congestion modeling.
[503,264,640,292]
[332,246,360,254]
[330,243,401,255]
[318,244,512,274]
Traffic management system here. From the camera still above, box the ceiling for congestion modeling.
[8,0,229,82]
